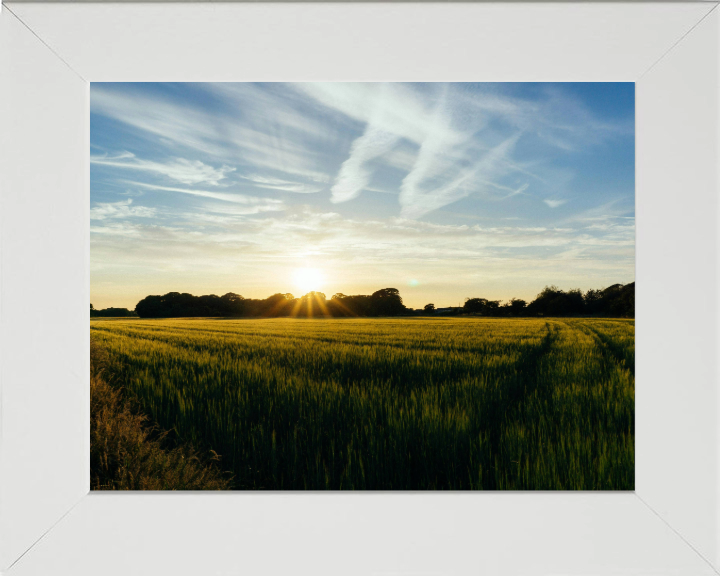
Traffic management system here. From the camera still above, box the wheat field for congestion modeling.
[90,317,634,490]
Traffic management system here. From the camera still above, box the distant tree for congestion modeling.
[90,303,95,311]
[509,298,526,316]
[583,289,603,315]
[464,297,502,316]
[302,291,326,301]
[197,294,224,317]
[485,300,500,315]
[92,307,137,318]
[135,295,165,318]
[260,293,294,317]
[329,293,373,317]
[423,303,436,313]
[464,297,488,314]
[613,283,635,317]
[527,286,584,317]
[219,293,239,315]
[594,283,634,317]
[371,288,407,316]
[295,292,324,317]
[327,294,349,317]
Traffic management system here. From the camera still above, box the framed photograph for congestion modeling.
[1,2,718,574]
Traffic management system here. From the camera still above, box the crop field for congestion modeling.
[90,317,634,490]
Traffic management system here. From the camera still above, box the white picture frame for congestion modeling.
[1,2,718,574]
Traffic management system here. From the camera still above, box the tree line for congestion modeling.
[454,282,634,318]
[90,304,138,318]
[124,282,633,319]
[133,288,407,319]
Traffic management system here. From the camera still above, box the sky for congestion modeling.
[90,82,634,310]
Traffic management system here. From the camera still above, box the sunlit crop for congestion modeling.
[90,317,634,490]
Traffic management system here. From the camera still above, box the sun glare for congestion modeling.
[293,268,325,294]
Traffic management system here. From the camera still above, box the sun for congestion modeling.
[293,268,325,294]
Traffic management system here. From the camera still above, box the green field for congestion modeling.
[90,317,634,490]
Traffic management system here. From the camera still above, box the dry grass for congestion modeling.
[90,341,231,490]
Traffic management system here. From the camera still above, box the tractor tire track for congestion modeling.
[483,322,558,488]
[572,321,634,377]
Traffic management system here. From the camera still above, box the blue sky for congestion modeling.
[90,82,634,310]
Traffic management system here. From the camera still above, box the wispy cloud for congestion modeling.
[91,88,229,158]
[331,126,399,203]
[296,83,632,218]
[562,199,633,224]
[126,181,284,213]
[544,199,567,208]
[501,183,530,200]
[241,174,325,194]
[91,84,333,187]
[296,83,458,146]
[92,152,235,186]
[90,198,156,221]
[300,83,532,218]
[92,206,634,261]
[400,134,521,219]
[301,83,481,210]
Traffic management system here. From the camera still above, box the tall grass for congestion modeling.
[90,341,231,490]
[90,317,634,490]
